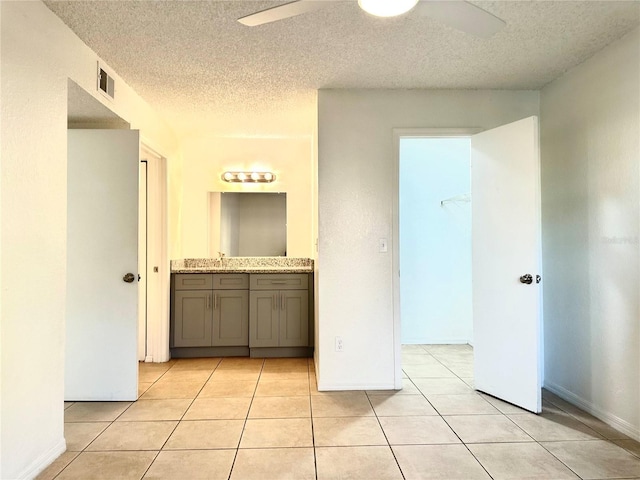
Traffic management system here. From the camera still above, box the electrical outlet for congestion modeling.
[335,336,344,352]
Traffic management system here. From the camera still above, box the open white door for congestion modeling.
[471,116,542,413]
[66,129,139,401]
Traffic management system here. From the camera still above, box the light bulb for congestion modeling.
[264,172,273,182]
[358,0,418,17]
[251,172,260,181]
[237,172,247,182]
[223,172,233,181]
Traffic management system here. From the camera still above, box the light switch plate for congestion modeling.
[379,238,388,253]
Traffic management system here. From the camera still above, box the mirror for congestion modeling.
[209,192,287,257]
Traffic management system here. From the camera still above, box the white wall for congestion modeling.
[317,89,539,390]
[400,138,472,344]
[180,135,314,259]
[541,27,640,439]
[0,2,179,477]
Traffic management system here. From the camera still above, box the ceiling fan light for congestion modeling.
[358,0,419,17]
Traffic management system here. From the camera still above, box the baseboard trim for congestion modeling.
[402,338,471,345]
[16,437,66,480]
[250,347,313,358]
[318,382,396,392]
[170,346,249,358]
[544,381,640,441]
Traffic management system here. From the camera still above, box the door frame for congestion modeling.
[392,128,482,389]
[140,140,170,363]
[139,159,149,361]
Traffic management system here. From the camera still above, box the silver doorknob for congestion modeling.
[536,275,542,284]
[519,274,533,284]
[123,273,135,283]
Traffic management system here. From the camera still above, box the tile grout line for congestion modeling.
[363,390,407,480]
[139,358,223,479]
[226,357,265,480]
[496,401,587,479]
[53,360,175,479]
[412,345,629,480]
[308,358,319,480]
[543,394,633,447]
[408,347,496,480]
[535,438,587,479]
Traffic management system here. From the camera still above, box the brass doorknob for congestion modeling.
[123,273,135,283]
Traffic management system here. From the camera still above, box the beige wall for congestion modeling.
[541,27,640,439]
[0,2,179,477]
[179,135,315,259]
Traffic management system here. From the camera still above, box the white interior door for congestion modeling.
[471,116,542,413]
[66,129,139,401]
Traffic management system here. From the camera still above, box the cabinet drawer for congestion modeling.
[213,274,249,290]
[174,274,213,290]
[250,274,308,290]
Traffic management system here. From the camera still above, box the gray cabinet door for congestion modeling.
[249,290,279,347]
[213,290,249,347]
[173,290,212,347]
[279,290,309,347]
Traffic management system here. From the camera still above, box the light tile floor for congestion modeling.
[39,345,640,480]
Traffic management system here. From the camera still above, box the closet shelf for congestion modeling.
[440,193,471,206]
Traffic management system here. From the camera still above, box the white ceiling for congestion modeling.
[45,0,640,137]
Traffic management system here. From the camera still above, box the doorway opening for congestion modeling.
[392,119,543,413]
[392,128,480,390]
[397,135,476,389]
[399,136,473,346]
[138,145,169,364]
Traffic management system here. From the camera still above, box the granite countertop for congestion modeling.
[171,257,314,274]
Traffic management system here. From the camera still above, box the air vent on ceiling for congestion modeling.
[97,64,115,100]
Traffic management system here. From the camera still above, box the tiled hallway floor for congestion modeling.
[39,345,640,479]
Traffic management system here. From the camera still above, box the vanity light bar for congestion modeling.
[221,171,276,183]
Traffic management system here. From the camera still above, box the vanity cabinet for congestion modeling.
[172,273,249,348]
[170,270,313,357]
[249,274,309,348]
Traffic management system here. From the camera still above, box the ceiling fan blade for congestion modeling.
[238,1,331,27]
[415,0,505,38]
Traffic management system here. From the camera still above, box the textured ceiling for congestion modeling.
[45,0,640,137]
